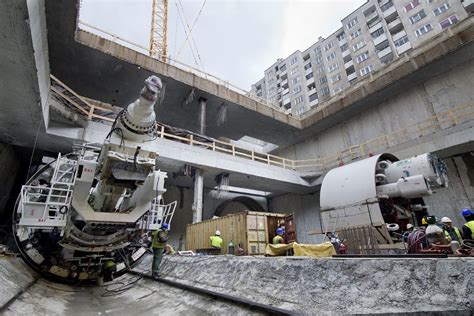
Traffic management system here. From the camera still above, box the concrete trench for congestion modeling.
[1,255,473,315]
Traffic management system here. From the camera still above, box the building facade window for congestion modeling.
[356,51,369,63]
[294,96,304,105]
[316,66,325,74]
[321,87,330,96]
[352,40,366,52]
[340,43,349,52]
[290,67,298,75]
[306,72,314,80]
[327,63,339,72]
[309,93,318,102]
[279,64,287,72]
[350,28,362,39]
[326,52,336,61]
[333,86,344,94]
[292,86,302,94]
[380,0,393,12]
[433,3,450,16]
[405,0,420,12]
[330,73,342,84]
[360,64,375,76]
[394,35,410,47]
[346,17,358,29]
[289,57,298,65]
[371,27,384,39]
[440,15,458,29]
[415,23,433,37]
[319,76,328,84]
[336,33,346,41]
[291,77,301,84]
[409,9,427,24]
[323,41,334,51]
[315,56,322,64]
[304,62,312,70]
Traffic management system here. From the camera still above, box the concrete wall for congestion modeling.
[163,185,268,251]
[137,255,474,314]
[276,59,474,161]
[0,143,20,220]
[424,152,474,228]
[269,192,324,244]
[26,0,50,128]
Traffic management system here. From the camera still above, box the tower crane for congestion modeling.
[150,0,168,61]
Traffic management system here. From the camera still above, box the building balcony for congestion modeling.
[307,87,317,95]
[387,17,402,31]
[306,77,315,84]
[309,98,319,107]
[342,49,351,58]
[373,33,388,46]
[377,46,392,58]
[369,21,383,34]
[281,78,288,86]
[392,30,406,42]
[344,59,354,69]
[305,67,312,75]
[347,72,357,81]
[365,12,379,25]
[282,96,291,106]
[383,6,397,20]
[282,88,289,95]
[396,41,412,54]
[338,38,347,46]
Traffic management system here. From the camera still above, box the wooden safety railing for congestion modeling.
[49,74,474,174]
[50,75,115,123]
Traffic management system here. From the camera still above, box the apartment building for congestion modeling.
[251,0,470,116]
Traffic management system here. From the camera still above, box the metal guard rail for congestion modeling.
[49,74,474,173]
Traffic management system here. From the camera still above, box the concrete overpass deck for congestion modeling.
[45,0,474,152]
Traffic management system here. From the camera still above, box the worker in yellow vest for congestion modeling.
[210,230,223,249]
[461,209,474,240]
[151,223,169,279]
[272,228,285,244]
[441,216,462,242]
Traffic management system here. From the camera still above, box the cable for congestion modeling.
[25,121,42,182]
[175,0,207,60]
[175,1,201,70]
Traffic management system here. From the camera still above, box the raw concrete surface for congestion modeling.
[134,255,474,315]
[1,258,261,315]
[0,258,37,308]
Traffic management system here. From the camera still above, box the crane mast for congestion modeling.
[150,0,168,61]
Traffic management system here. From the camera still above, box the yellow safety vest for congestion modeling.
[152,229,167,248]
[272,235,284,245]
[210,235,223,248]
[444,227,462,242]
[464,221,474,239]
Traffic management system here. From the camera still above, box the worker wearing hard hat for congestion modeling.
[151,223,169,279]
[210,230,223,249]
[272,228,285,244]
[425,215,447,245]
[461,209,474,240]
[440,216,462,242]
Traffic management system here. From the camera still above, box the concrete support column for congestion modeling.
[192,98,207,223]
[198,97,207,135]
[192,169,204,223]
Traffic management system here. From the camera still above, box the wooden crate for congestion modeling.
[186,211,288,255]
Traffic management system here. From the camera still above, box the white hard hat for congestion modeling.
[406,223,413,230]
[215,230,221,236]
[441,217,452,223]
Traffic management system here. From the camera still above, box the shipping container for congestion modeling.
[186,211,293,255]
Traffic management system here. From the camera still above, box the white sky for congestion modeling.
[80,0,363,89]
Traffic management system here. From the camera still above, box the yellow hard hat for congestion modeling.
[421,217,427,225]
